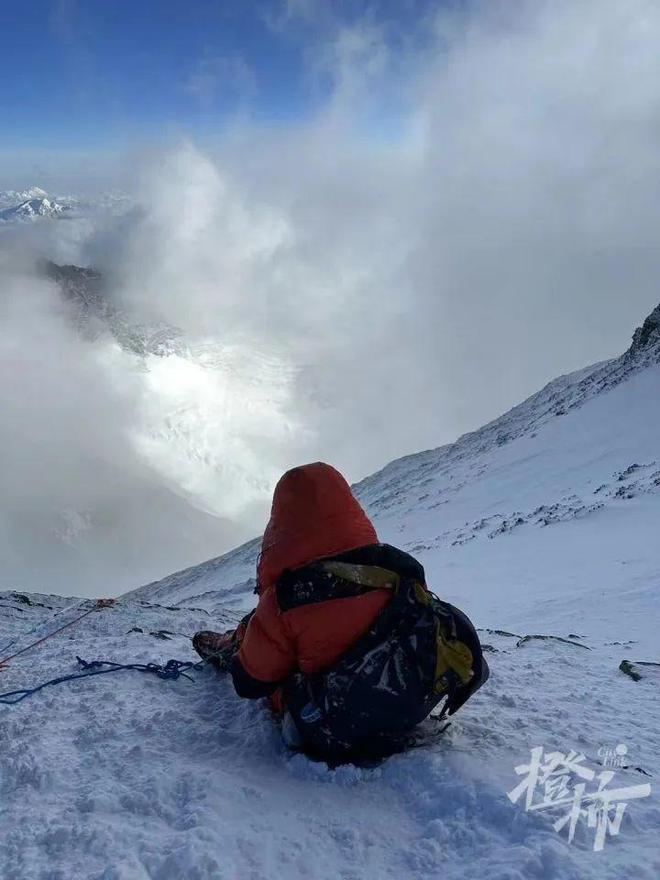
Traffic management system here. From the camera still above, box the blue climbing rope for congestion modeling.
[0,656,207,706]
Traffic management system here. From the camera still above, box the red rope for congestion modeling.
[0,599,115,671]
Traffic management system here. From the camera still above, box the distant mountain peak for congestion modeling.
[0,195,68,222]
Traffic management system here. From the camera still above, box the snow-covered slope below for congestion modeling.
[1,304,659,879]
[1,571,658,878]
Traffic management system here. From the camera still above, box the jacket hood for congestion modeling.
[256,462,378,592]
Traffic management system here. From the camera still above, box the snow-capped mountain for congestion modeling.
[0,186,71,223]
[1,302,659,880]
[0,196,69,222]
[0,186,132,224]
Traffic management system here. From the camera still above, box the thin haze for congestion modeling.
[1,0,660,596]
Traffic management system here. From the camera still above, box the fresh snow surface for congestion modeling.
[1,316,660,879]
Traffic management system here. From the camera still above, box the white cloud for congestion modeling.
[3,0,660,594]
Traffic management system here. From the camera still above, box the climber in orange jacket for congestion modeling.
[193,461,391,709]
[193,461,488,759]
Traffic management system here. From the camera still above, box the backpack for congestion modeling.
[281,546,489,762]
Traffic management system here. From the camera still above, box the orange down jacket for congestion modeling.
[231,463,389,704]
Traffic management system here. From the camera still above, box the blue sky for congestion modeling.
[0,0,435,151]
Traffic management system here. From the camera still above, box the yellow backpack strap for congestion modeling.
[434,623,475,695]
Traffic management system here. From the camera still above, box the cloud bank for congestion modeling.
[3,0,660,596]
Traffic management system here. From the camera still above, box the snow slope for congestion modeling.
[132,303,660,636]
[1,305,659,879]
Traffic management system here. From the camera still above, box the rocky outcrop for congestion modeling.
[40,260,186,358]
[629,304,660,357]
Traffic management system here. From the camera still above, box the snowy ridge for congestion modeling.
[130,537,261,614]
[0,187,133,224]
[131,301,660,616]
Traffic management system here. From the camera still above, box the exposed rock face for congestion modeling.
[40,260,186,358]
[629,304,660,357]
